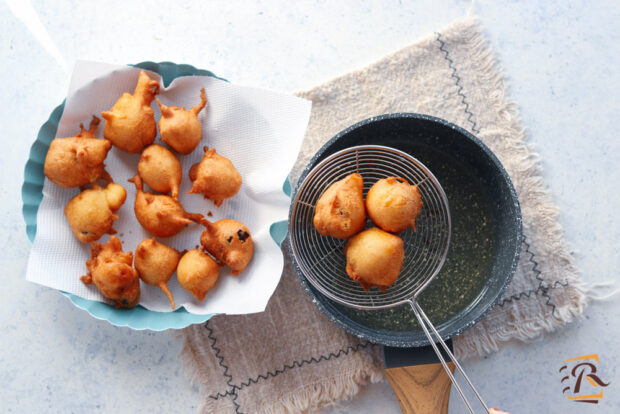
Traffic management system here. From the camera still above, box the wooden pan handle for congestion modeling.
[385,362,455,414]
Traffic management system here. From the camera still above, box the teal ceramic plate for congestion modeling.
[22,62,289,330]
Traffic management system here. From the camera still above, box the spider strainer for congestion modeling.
[289,145,489,414]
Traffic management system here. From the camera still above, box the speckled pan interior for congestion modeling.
[287,113,522,347]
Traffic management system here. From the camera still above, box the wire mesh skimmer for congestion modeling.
[289,145,490,414]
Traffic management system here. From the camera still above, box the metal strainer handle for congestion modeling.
[410,299,490,414]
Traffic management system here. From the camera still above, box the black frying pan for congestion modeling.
[287,113,522,413]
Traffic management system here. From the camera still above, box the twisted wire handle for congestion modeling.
[409,299,490,414]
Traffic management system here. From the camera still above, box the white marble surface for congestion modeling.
[1,1,619,413]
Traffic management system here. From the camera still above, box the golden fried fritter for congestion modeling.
[101,70,159,153]
[366,177,423,233]
[134,238,180,309]
[157,88,207,155]
[313,173,366,239]
[137,144,182,199]
[194,217,254,275]
[129,174,202,237]
[177,249,219,301]
[44,116,112,188]
[80,236,140,308]
[188,147,242,206]
[64,183,127,243]
[344,227,404,291]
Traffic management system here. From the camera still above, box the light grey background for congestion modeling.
[1,1,619,413]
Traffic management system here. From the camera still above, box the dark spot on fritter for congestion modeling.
[227,236,233,243]
[237,230,250,242]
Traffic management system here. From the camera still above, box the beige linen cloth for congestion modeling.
[181,17,586,413]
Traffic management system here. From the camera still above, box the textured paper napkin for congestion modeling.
[182,17,586,413]
[26,62,312,314]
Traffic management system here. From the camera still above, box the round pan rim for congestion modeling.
[287,112,523,347]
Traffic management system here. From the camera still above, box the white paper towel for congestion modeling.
[26,60,312,315]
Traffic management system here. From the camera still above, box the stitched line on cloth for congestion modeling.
[495,235,568,317]
[205,321,242,413]
[208,341,374,401]
[435,32,480,134]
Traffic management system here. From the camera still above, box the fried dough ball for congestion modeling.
[44,116,112,188]
[177,249,219,301]
[101,70,160,153]
[366,177,423,233]
[344,227,405,291]
[157,88,207,154]
[188,147,242,206]
[137,144,182,199]
[129,174,202,237]
[313,173,366,239]
[80,236,140,308]
[194,217,254,275]
[64,183,127,243]
[134,238,180,309]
